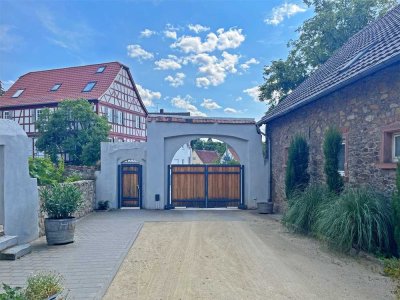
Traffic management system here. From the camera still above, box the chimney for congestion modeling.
[160,109,164,114]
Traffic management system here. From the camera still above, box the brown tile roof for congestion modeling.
[258,5,400,124]
[0,62,123,108]
[148,115,255,125]
[195,150,220,164]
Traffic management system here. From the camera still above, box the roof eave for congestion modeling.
[257,53,400,126]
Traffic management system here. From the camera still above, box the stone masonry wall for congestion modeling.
[268,62,400,212]
[38,180,96,236]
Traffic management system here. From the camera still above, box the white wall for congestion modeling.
[0,146,4,226]
[171,143,192,164]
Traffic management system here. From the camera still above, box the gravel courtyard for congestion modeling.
[104,211,396,300]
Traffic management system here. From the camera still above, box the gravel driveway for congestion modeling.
[104,212,395,299]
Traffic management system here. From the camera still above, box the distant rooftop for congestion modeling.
[149,109,191,116]
[148,114,255,125]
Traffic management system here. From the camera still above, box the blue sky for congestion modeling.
[0,0,313,121]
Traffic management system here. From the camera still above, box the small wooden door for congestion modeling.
[119,164,142,208]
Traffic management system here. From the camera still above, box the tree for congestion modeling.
[36,99,110,165]
[0,80,5,96]
[285,135,310,198]
[393,163,400,256]
[259,0,397,106]
[323,127,344,193]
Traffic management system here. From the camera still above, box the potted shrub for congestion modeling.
[41,183,83,245]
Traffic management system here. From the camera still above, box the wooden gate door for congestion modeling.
[119,164,142,208]
[168,165,244,208]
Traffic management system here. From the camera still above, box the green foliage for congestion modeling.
[35,99,110,165]
[28,157,64,185]
[0,284,25,300]
[259,0,397,106]
[64,172,82,183]
[190,139,227,156]
[285,135,310,198]
[41,183,83,219]
[24,273,64,300]
[316,187,393,254]
[394,163,400,256]
[283,184,334,234]
[384,258,400,298]
[323,127,344,193]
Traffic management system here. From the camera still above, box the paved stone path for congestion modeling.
[0,209,247,299]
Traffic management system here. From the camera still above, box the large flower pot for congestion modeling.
[44,218,76,245]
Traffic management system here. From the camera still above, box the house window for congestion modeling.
[96,66,106,73]
[4,111,12,119]
[35,109,42,121]
[135,116,140,129]
[12,89,24,98]
[50,84,62,91]
[338,141,346,176]
[393,134,400,162]
[82,82,96,92]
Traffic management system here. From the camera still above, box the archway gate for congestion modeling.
[167,164,244,208]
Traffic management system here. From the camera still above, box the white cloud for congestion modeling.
[186,51,239,88]
[216,28,245,50]
[171,95,207,117]
[201,99,222,110]
[0,25,20,52]
[164,72,185,87]
[136,84,161,107]
[235,96,242,101]
[171,28,245,54]
[240,58,260,71]
[265,3,307,25]
[243,86,261,102]
[164,30,177,39]
[188,24,210,33]
[155,55,182,70]
[140,29,156,38]
[127,44,154,60]
[224,107,239,114]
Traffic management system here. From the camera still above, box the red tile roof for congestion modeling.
[0,62,124,108]
[195,150,220,164]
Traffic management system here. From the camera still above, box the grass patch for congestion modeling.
[384,259,400,299]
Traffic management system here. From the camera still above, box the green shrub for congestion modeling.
[283,184,334,234]
[29,157,64,186]
[41,183,83,219]
[285,135,310,198]
[24,273,64,300]
[393,163,400,257]
[0,284,25,300]
[316,187,393,254]
[323,127,344,193]
[64,172,83,183]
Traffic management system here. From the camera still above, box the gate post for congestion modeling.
[238,165,247,209]
[165,165,174,209]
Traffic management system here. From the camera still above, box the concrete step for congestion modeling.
[0,235,18,252]
[0,244,31,260]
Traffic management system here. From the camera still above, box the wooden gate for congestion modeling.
[118,164,142,208]
[168,165,244,208]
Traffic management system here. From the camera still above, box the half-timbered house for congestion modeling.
[0,62,148,156]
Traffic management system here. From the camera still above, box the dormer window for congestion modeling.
[82,82,96,92]
[96,66,106,73]
[12,89,24,98]
[50,83,62,91]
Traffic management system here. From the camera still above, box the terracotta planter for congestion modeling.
[44,218,76,245]
[257,202,273,214]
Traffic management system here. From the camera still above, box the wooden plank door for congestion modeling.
[119,164,142,208]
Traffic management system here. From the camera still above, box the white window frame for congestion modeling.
[35,109,42,122]
[393,133,400,162]
[135,115,140,129]
[338,141,346,177]
[4,111,12,120]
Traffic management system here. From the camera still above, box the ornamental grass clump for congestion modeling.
[283,184,334,234]
[316,187,393,254]
[41,183,83,219]
[24,272,64,300]
[285,135,310,199]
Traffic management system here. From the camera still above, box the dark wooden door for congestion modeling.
[119,164,142,208]
[168,165,243,208]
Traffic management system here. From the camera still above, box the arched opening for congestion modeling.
[168,137,244,209]
[171,137,240,165]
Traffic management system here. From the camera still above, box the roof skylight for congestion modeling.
[96,66,106,73]
[50,83,62,91]
[82,82,96,92]
[12,89,24,98]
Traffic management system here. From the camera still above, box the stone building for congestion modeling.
[257,6,400,212]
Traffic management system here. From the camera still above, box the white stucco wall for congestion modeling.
[171,143,192,164]
[0,120,39,243]
[96,117,270,209]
